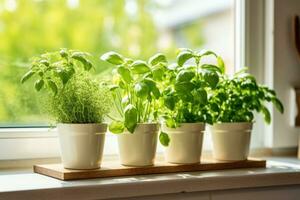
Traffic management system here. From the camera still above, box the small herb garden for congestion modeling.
[21,48,284,168]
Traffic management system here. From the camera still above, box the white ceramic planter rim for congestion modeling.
[162,122,205,133]
[57,123,107,134]
[121,123,159,135]
[208,122,253,131]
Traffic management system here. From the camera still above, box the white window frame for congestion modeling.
[0,0,282,161]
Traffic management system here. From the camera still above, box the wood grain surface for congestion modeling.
[34,158,266,180]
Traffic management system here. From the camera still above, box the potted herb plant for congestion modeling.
[100,51,166,166]
[208,68,284,161]
[21,49,110,169]
[159,48,225,164]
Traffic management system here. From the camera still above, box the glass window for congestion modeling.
[0,0,235,127]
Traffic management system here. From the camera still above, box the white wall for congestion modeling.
[272,0,300,147]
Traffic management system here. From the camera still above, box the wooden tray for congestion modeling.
[33,158,266,180]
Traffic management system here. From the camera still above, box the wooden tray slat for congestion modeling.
[34,158,266,180]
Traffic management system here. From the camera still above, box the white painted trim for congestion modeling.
[264,0,275,148]
[0,128,57,139]
[234,0,246,70]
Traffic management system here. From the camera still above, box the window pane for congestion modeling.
[0,0,234,127]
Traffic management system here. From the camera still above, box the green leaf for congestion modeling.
[134,82,149,98]
[174,81,195,93]
[109,85,119,91]
[234,67,249,77]
[47,80,58,95]
[217,56,225,74]
[124,104,138,133]
[144,78,161,99]
[131,60,151,74]
[176,70,195,82]
[204,72,219,89]
[198,50,217,57]
[71,52,93,71]
[109,121,125,134]
[60,49,68,58]
[152,67,165,81]
[272,97,284,113]
[39,59,49,66]
[159,131,170,147]
[100,51,124,65]
[57,70,70,85]
[261,105,271,124]
[193,89,207,104]
[117,66,132,83]
[165,117,177,128]
[164,95,176,110]
[34,79,44,91]
[21,70,35,83]
[148,53,167,66]
[177,51,193,66]
[201,64,222,74]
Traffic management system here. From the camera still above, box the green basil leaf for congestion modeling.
[71,52,93,71]
[60,49,68,58]
[201,64,222,74]
[166,118,177,128]
[174,81,195,93]
[261,105,271,124]
[117,66,132,83]
[272,97,284,114]
[109,85,119,91]
[177,51,193,66]
[57,70,70,85]
[152,67,165,81]
[217,56,225,74]
[134,82,149,98]
[198,50,217,57]
[100,51,124,65]
[164,95,176,110]
[148,53,167,66]
[131,60,150,74]
[21,70,35,83]
[47,80,58,95]
[34,79,44,91]
[144,78,161,99]
[204,72,219,89]
[109,121,125,134]
[159,131,170,147]
[193,89,207,104]
[39,59,50,66]
[176,70,195,82]
[124,104,138,133]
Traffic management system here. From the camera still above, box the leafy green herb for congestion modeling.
[21,48,94,93]
[208,67,284,124]
[159,48,225,127]
[21,49,110,123]
[46,74,111,123]
[101,51,164,134]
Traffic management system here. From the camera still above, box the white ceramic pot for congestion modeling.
[57,123,107,169]
[162,123,205,164]
[117,123,159,166]
[209,122,253,161]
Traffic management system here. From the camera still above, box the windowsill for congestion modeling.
[1,157,300,200]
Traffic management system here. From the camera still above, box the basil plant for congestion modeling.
[157,49,225,146]
[21,48,93,94]
[208,67,284,123]
[101,51,167,134]
[159,48,225,127]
